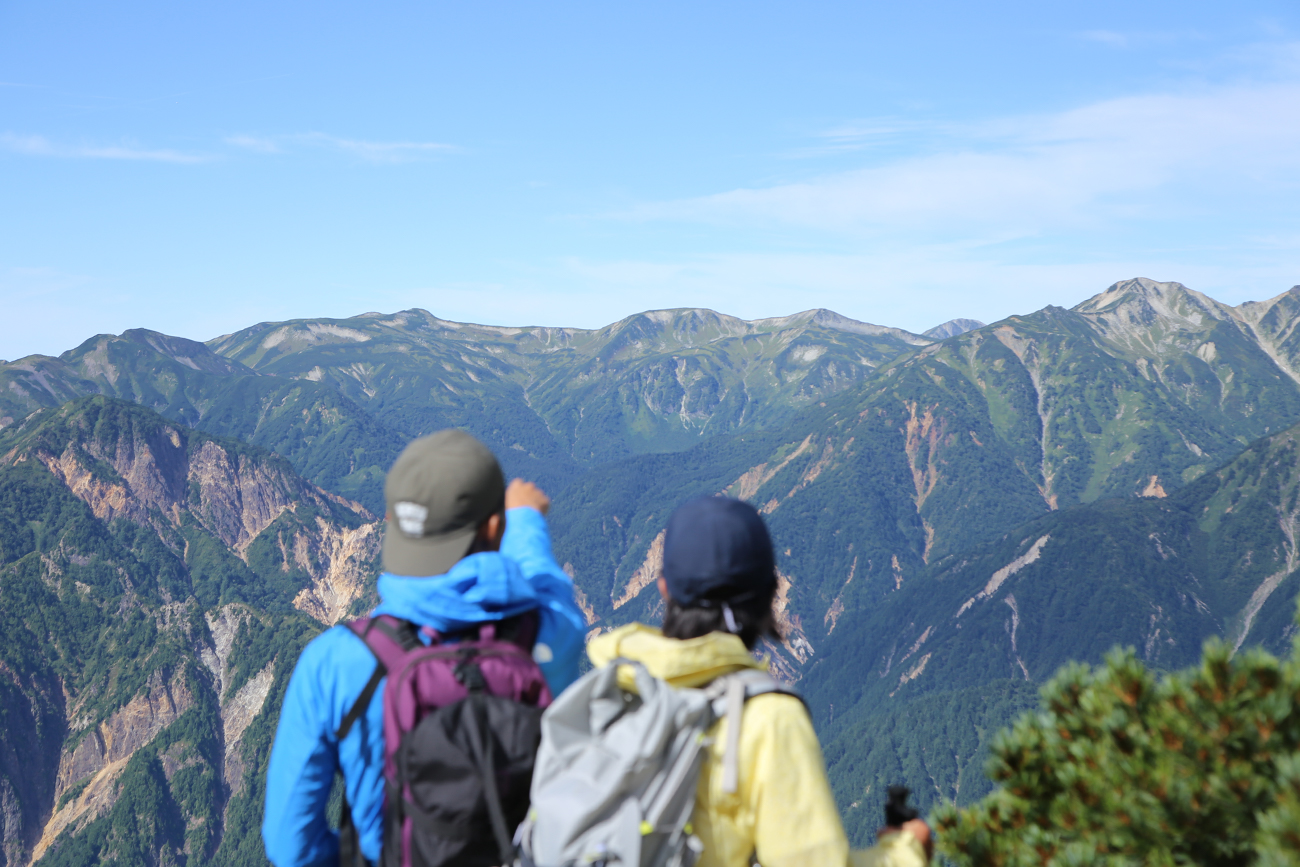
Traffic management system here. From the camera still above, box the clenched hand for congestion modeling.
[505,479,550,515]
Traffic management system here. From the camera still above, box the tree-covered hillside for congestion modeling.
[0,397,379,867]
[0,331,407,514]
[3,280,1300,864]
[542,281,1300,700]
[807,417,1300,843]
[0,307,931,516]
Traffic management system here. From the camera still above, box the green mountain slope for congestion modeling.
[1,309,929,513]
[3,278,1300,862]
[0,397,380,867]
[0,331,407,514]
[206,307,930,466]
[804,416,1300,841]
[549,282,1300,682]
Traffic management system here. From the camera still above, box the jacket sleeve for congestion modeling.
[262,636,341,867]
[849,830,928,867]
[744,695,854,867]
[501,506,588,694]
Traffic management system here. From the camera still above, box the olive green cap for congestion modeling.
[382,430,506,577]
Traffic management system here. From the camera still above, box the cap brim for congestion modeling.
[382,522,478,578]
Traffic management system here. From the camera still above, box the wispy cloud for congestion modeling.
[580,44,1300,329]
[1078,29,1206,50]
[307,134,457,163]
[225,132,458,163]
[1080,30,1131,48]
[785,118,941,158]
[224,134,282,154]
[0,133,210,163]
[626,71,1300,239]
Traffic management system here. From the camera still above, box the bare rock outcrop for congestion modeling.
[291,518,383,625]
[199,604,254,698]
[222,664,274,794]
[18,402,372,566]
[188,441,304,552]
[197,604,279,795]
[35,667,194,863]
[612,531,665,610]
[0,666,64,867]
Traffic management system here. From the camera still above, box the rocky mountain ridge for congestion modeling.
[923,318,986,340]
[808,413,1300,839]
[2,306,937,513]
[206,305,941,474]
[4,278,1300,861]
[555,281,1300,657]
[0,398,379,867]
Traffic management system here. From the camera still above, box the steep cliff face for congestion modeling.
[550,280,1300,707]
[3,397,378,608]
[5,283,1300,862]
[0,666,63,867]
[10,401,368,551]
[35,667,196,863]
[289,519,383,625]
[0,399,353,866]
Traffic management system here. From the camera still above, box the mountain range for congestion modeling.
[4,277,1300,863]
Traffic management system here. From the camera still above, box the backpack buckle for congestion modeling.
[454,650,488,693]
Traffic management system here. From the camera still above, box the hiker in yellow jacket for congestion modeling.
[588,496,930,867]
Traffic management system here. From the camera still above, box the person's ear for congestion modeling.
[477,512,505,551]
[657,576,669,602]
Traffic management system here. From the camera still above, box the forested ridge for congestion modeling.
[4,278,1300,864]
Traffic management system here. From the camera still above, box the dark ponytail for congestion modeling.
[660,585,782,651]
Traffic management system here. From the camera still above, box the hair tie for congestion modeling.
[722,602,741,634]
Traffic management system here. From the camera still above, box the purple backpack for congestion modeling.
[336,613,553,867]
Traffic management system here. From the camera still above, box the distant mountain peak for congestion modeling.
[752,309,930,344]
[590,306,931,349]
[923,318,985,340]
[1072,278,1208,316]
[1071,278,1226,344]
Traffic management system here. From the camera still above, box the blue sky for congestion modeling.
[2,1,1298,359]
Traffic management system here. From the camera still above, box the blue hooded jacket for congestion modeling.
[262,507,586,867]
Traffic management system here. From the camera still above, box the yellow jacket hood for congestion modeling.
[587,623,764,689]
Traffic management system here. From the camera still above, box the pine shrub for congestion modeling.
[936,633,1300,866]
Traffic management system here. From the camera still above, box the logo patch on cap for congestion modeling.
[394,501,429,537]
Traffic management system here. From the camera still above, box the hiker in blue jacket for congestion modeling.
[262,430,587,867]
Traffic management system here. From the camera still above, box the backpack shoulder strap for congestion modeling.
[706,669,804,794]
[721,668,803,701]
[335,615,420,741]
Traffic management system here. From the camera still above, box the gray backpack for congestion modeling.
[516,659,799,867]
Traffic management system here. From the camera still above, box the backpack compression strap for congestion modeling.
[332,617,423,867]
[336,616,421,741]
[706,670,804,794]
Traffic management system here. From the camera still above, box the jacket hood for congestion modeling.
[587,623,764,690]
[372,551,539,634]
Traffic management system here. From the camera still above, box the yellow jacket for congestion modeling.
[587,625,926,867]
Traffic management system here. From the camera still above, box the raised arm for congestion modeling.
[500,479,557,577]
[500,479,587,694]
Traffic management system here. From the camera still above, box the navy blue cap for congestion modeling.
[662,496,777,607]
